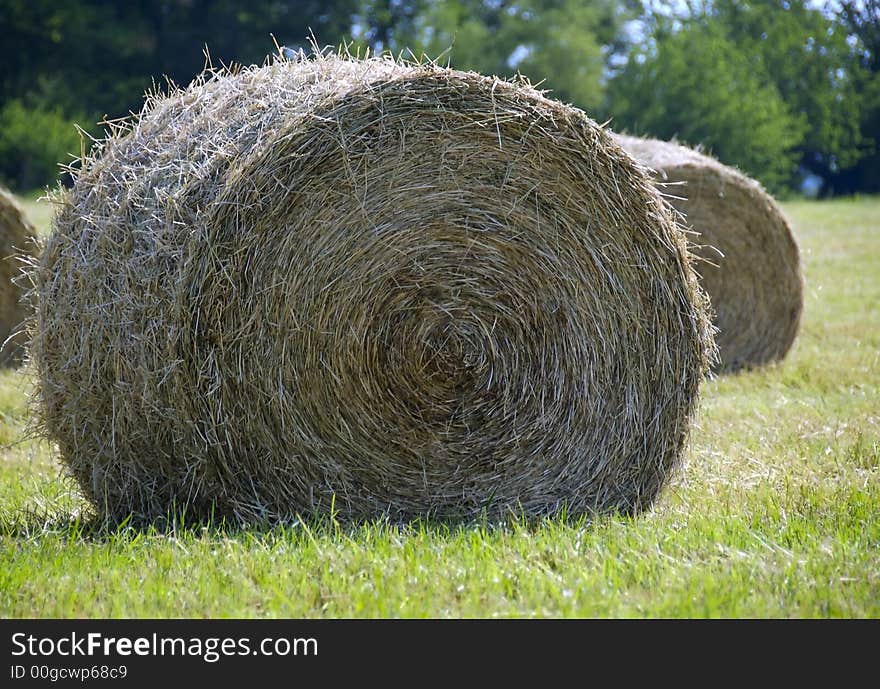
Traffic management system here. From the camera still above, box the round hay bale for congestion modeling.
[30,54,714,524]
[613,133,803,373]
[0,187,38,367]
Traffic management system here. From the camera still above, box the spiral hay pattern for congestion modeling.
[0,187,38,367]
[30,55,713,523]
[614,134,803,373]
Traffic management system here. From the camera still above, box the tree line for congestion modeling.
[1,0,877,196]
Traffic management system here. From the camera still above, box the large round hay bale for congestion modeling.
[30,54,714,523]
[613,134,803,373]
[0,187,38,367]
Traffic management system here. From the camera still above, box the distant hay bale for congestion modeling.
[0,187,38,367]
[613,134,803,373]
[30,54,714,524]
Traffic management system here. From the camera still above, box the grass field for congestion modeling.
[1,195,877,618]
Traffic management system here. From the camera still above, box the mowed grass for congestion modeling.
[1,195,877,618]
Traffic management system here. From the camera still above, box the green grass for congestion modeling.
[14,189,59,235]
[1,195,878,618]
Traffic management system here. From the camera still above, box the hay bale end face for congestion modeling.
[613,133,804,373]
[31,55,714,523]
[0,187,38,367]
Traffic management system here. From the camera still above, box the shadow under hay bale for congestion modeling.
[613,133,804,373]
[0,187,38,367]
[30,53,714,524]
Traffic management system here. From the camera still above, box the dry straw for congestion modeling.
[0,186,38,367]
[613,134,803,373]
[29,52,714,524]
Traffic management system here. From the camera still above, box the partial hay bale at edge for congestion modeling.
[0,187,39,367]
[30,54,715,525]
[613,133,804,373]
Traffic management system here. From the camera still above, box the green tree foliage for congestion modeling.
[0,0,360,190]
[0,100,84,191]
[609,0,876,193]
[833,0,880,192]
[708,0,869,187]
[354,0,427,51]
[380,0,638,112]
[608,22,805,192]
[1,0,877,193]
[1,0,360,118]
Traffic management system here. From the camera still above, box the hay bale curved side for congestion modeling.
[31,55,714,523]
[613,133,803,373]
[0,187,39,367]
